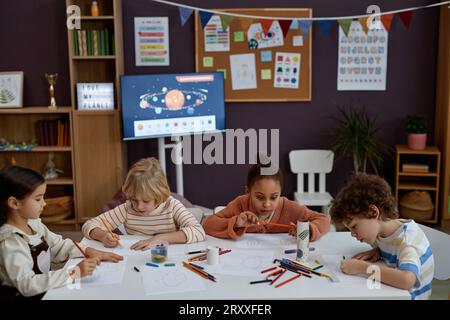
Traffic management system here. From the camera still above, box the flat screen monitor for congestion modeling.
[120,72,225,140]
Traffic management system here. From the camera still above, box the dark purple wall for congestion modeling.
[0,0,439,208]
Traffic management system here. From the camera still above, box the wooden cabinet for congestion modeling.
[0,107,77,231]
[435,5,450,227]
[66,0,126,226]
[395,145,440,224]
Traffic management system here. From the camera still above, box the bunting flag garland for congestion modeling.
[358,17,370,34]
[278,20,292,38]
[338,19,352,37]
[289,19,299,30]
[381,13,395,32]
[178,7,193,26]
[199,11,214,29]
[219,14,234,31]
[399,11,414,29]
[299,20,313,37]
[317,20,333,37]
[260,19,273,36]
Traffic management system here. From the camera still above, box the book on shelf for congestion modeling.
[73,29,114,56]
[402,163,430,173]
[36,120,70,147]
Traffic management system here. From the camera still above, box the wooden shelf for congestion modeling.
[395,145,440,155]
[46,178,74,185]
[398,183,437,191]
[80,15,114,20]
[75,110,117,115]
[0,107,71,114]
[72,55,116,60]
[399,172,438,177]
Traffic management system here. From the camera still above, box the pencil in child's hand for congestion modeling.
[100,217,121,246]
[72,239,88,258]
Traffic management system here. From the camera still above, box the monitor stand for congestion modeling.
[158,136,184,196]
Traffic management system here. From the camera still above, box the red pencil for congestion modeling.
[261,266,277,274]
[260,221,291,228]
[72,239,88,258]
[270,269,287,285]
[275,273,301,288]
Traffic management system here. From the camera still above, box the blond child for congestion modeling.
[202,161,330,240]
[0,166,122,299]
[82,157,206,250]
[330,173,434,300]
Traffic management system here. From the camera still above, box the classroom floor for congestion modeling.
[59,227,450,300]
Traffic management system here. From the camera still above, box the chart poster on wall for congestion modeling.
[134,17,170,66]
[274,52,301,89]
[204,15,230,52]
[337,21,388,91]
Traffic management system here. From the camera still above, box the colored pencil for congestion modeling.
[275,274,301,288]
[146,262,159,268]
[284,249,297,254]
[72,239,88,258]
[260,221,291,228]
[189,262,204,270]
[270,269,287,285]
[134,266,140,272]
[284,259,331,279]
[189,249,231,262]
[182,261,216,282]
[278,263,312,278]
[187,250,207,255]
[100,217,121,246]
[249,279,272,285]
[267,269,283,277]
[261,266,277,273]
[313,265,323,270]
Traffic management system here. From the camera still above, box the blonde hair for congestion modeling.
[122,157,170,205]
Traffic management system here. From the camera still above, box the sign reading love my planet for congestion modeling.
[337,20,388,91]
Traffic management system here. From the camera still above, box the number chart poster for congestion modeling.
[337,21,388,91]
[135,17,170,66]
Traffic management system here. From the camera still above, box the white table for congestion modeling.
[43,232,410,300]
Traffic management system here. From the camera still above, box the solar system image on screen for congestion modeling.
[120,72,225,140]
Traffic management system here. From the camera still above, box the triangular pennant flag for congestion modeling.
[358,17,370,34]
[237,17,254,32]
[399,11,413,29]
[289,19,299,30]
[381,13,394,32]
[179,7,194,26]
[260,19,273,36]
[279,20,292,38]
[199,11,214,29]
[219,14,234,31]
[317,20,333,37]
[299,20,313,37]
[338,19,353,37]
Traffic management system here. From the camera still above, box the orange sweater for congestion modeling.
[203,195,331,240]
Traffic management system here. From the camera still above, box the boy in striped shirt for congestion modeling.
[330,173,434,300]
[82,158,205,250]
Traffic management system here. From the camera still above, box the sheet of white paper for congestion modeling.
[235,233,295,249]
[204,15,230,52]
[320,255,366,282]
[229,53,257,90]
[210,249,274,276]
[142,265,207,296]
[66,258,127,286]
[247,21,284,49]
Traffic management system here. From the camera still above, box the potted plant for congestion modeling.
[330,106,388,173]
[406,115,427,150]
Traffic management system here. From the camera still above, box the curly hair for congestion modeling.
[330,173,398,226]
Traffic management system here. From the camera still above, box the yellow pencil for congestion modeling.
[100,217,121,246]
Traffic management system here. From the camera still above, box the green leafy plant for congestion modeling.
[330,106,388,174]
[406,115,427,134]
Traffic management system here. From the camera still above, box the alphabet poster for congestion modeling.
[337,21,388,91]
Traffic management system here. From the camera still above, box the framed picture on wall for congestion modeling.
[0,71,24,108]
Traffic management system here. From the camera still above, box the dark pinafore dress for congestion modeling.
[0,234,50,300]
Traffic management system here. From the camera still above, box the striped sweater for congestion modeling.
[82,196,206,243]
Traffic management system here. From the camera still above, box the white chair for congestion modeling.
[418,223,450,280]
[289,150,334,214]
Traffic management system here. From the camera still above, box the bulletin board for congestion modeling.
[195,8,312,102]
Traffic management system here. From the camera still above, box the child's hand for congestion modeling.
[130,238,152,251]
[85,247,123,262]
[101,232,120,248]
[340,259,369,275]
[352,248,380,262]
[235,211,259,228]
[76,258,100,277]
[288,222,296,237]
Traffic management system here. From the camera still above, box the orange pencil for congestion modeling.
[100,217,121,246]
[275,273,301,288]
[72,239,88,258]
[260,221,291,228]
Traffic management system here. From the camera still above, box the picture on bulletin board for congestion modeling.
[195,8,312,102]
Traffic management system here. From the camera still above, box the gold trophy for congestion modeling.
[45,73,58,110]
